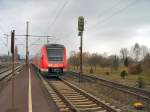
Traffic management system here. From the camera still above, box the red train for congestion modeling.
[32,44,67,76]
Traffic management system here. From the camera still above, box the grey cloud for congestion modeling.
[0,0,150,56]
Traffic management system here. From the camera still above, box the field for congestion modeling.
[68,66,150,91]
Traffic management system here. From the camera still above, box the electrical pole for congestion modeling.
[11,30,15,110]
[26,21,29,66]
[4,22,52,66]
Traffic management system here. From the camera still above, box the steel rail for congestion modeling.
[39,74,121,112]
[68,72,150,101]
[0,64,24,81]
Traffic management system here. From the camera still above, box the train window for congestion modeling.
[47,48,64,61]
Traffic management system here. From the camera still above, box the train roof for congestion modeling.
[45,44,65,48]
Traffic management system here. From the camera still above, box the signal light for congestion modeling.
[78,16,84,31]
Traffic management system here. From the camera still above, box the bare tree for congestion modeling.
[88,53,99,70]
[99,56,109,68]
[68,43,150,72]
[142,54,150,71]
[112,55,119,70]
[120,48,129,66]
[140,45,149,60]
[68,51,79,70]
[131,43,141,62]
[120,48,129,61]
[83,52,90,66]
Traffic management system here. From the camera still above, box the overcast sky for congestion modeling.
[0,0,150,57]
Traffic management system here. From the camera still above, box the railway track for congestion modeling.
[40,75,121,112]
[0,64,24,81]
[0,66,13,74]
[67,72,150,101]
[0,64,12,71]
[0,63,20,74]
[0,65,5,69]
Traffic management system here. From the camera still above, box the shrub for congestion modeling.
[137,77,145,88]
[120,70,128,79]
[105,72,110,75]
[89,67,93,74]
[128,63,142,74]
[124,57,128,67]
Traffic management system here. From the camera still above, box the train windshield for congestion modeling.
[47,48,64,61]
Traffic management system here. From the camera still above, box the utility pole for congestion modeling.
[4,21,52,66]
[11,30,15,110]
[78,16,84,82]
[26,21,29,66]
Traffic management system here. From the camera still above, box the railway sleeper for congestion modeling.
[63,93,82,96]
[59,107,71,112]
[53,97,61,101]
[66,97,88,100]
[45,79,120,112]
[53,99,62,102]
[60,89,76,93]
[71,101,94,105]
[77,107,104,112]
[95,110,107,112]
[66,95,86,99]
[41,79,73,111]
[51,95,59,99]
[48,91,55,94]
[57,104,67,108]
[61,91,79,94]
[68,99,89,102]
[75,103,98,108]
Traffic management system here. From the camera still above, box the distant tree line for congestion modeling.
[0,46,20,62]
[68,43,150,73]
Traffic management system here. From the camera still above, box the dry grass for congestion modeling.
[68,66,150,89]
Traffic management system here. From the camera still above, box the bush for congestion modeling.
[120,70,128,79]
[137,77,145,88]
[105,72,110,75]
[89,67,93,74]
[128,64,142,74]
[124,57,128,67]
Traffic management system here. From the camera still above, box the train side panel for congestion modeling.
[39,46,48,72]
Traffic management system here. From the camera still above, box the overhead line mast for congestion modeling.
[26,21,29,66]
[5,21,52,66]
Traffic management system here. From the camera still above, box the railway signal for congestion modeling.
[78,16,85,82]
[78,16,84,32]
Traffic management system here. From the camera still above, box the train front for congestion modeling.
[47,44,67,76]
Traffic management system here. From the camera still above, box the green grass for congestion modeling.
[68,66,150,88]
